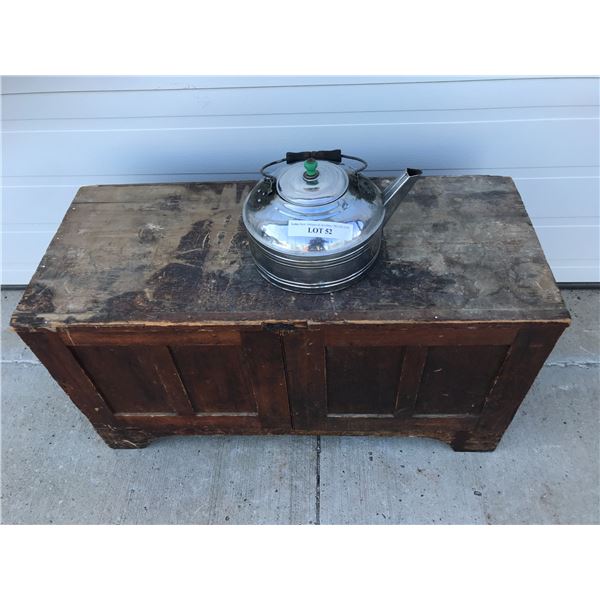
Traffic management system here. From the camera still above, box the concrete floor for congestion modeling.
[1,289,598,524]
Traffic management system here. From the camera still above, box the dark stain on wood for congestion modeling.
[175,219,212,263]
[18,283,55,314]
[183,182,231,197]
[363,238,460,307]
[91,291,154,322]
[183,182,210,195]
[148,263,204,302]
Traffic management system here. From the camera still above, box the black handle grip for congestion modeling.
[285,149,342,164]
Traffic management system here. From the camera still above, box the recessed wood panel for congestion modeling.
[325,346,405,415]
[414,346,509,415]
[170,345,256,413]
[72,346,186,414]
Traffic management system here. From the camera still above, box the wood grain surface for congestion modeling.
[11,176,569,330]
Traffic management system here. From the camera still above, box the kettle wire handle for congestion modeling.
[260,150,368,178]
[286,149,343,163]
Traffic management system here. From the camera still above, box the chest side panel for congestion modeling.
[169,345,256,413]
[63,327,291,431]
[284,323,523,432]
[326,346,406,415]
[73,345,191,414]
[414,345,509,415]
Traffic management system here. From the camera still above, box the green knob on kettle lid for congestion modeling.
[304,158,318,178]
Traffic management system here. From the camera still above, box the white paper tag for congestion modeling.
[287,220,354,241]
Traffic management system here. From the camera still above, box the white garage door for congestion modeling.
[2,76,599,285]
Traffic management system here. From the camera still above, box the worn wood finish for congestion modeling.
[169,345,255,413]
[72,345,189,414]
[11,176,569,330]
[240,331,291,429]
[12,176,570,450]
[414,345,509,415]
[282,328,327,430]
[394,346,428,415]
[18,331,117,427]
[322,324,519,347]
[464,325,567,450]
[326,346,405,415]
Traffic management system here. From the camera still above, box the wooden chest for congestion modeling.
[11,176,570,451]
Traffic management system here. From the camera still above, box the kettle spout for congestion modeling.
[381,168,423,226]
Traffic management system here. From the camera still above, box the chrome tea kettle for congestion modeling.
[242,149,422,293]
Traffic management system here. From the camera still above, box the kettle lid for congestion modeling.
[276,159,348,206]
